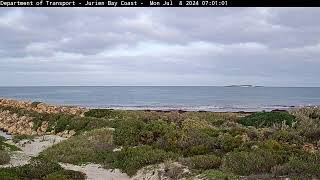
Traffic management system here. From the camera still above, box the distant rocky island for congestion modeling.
[225,85,264,87]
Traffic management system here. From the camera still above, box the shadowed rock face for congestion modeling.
[0,98,87,137]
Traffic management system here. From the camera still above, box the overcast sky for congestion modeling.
[0,8,319,86]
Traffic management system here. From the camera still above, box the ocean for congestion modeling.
[0,86,320,112]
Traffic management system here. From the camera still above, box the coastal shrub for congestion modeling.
[301,127,320,142]
[177,129,215,156]
[0,171,18,179]
[182,154,221,170]
[3,143,21,152]
[84,109,124,119]
[51,116,112,134]
[181,118,213,130]
[113,118,145,146]
[111,145,178,176]
[139,120,180,152]
[81,117,115,132]
[244,127,259,140]
[31,112,76,132]
[0,157,86,179]
[139,120,172,144]
[272,154,320,178]
[222,149,281,175]
[0,150,10,165]
[292,107,320,120]
[197,170,238,180]
[54,115,73,132]
[188,112,239,125]
[239,112,296,128]
[44,170,86,180]
[14,157,62,178]
[271,130,303,144]
[175,119,219,156]
[40,128,114,165]
[263,140,282,150]
[12,134,35,143]
[0,137,21,151]
[218,133,243,152]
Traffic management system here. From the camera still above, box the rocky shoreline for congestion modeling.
[0,98,288,137]
[0,98,86,137]
[0,99,86,115]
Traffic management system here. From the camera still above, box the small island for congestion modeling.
[225,85,264,88]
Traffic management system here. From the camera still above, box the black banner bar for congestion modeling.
[0,0,319,7]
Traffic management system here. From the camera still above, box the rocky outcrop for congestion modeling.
[0,98,88,136]
[0,110,34,135]
[0,98,86,116]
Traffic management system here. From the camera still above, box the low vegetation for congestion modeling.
[40,128,114,165]
[0,157,86,179]
[0,150,10,165]
[0,136,22,165]
[238,111,296,128]
[12,134,35,143]
[0,105,111,134]
[181,154,221,170]
[111,145,178,176]
[2,104,320,179]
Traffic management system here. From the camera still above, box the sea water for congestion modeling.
[0,86,320,112]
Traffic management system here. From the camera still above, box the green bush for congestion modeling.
[182,154,221,170]
[84,109,123,119]
[40,128,114,165]
[197,170,238,180]
[139,120,175,144]
[272,154,320,179]
[272,130,302,144]
[177,130,214,156]
[218,134,243,152]
[139,120,181,153]
[263,140,282,150]
[0,150,10,165]
[113,118,145,146]
[222,149,281,175]
[0,136,20,152]
[112,145,177,176]
[0,157,86,179]
[54,115,73,133]
[12,134,35,143]
[301,127,320,142]
[44,170,86,180]
[239,112,296,128]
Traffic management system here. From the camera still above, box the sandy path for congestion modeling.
[60,163,130,180]
[1,135,66,167]
[1,134,131,180]
[15,135,67,156]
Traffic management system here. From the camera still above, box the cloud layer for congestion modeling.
[1,8,320,86]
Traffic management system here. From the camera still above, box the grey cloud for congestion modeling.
[0,8,319,86]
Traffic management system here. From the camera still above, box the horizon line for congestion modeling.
[1,85,320,88]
